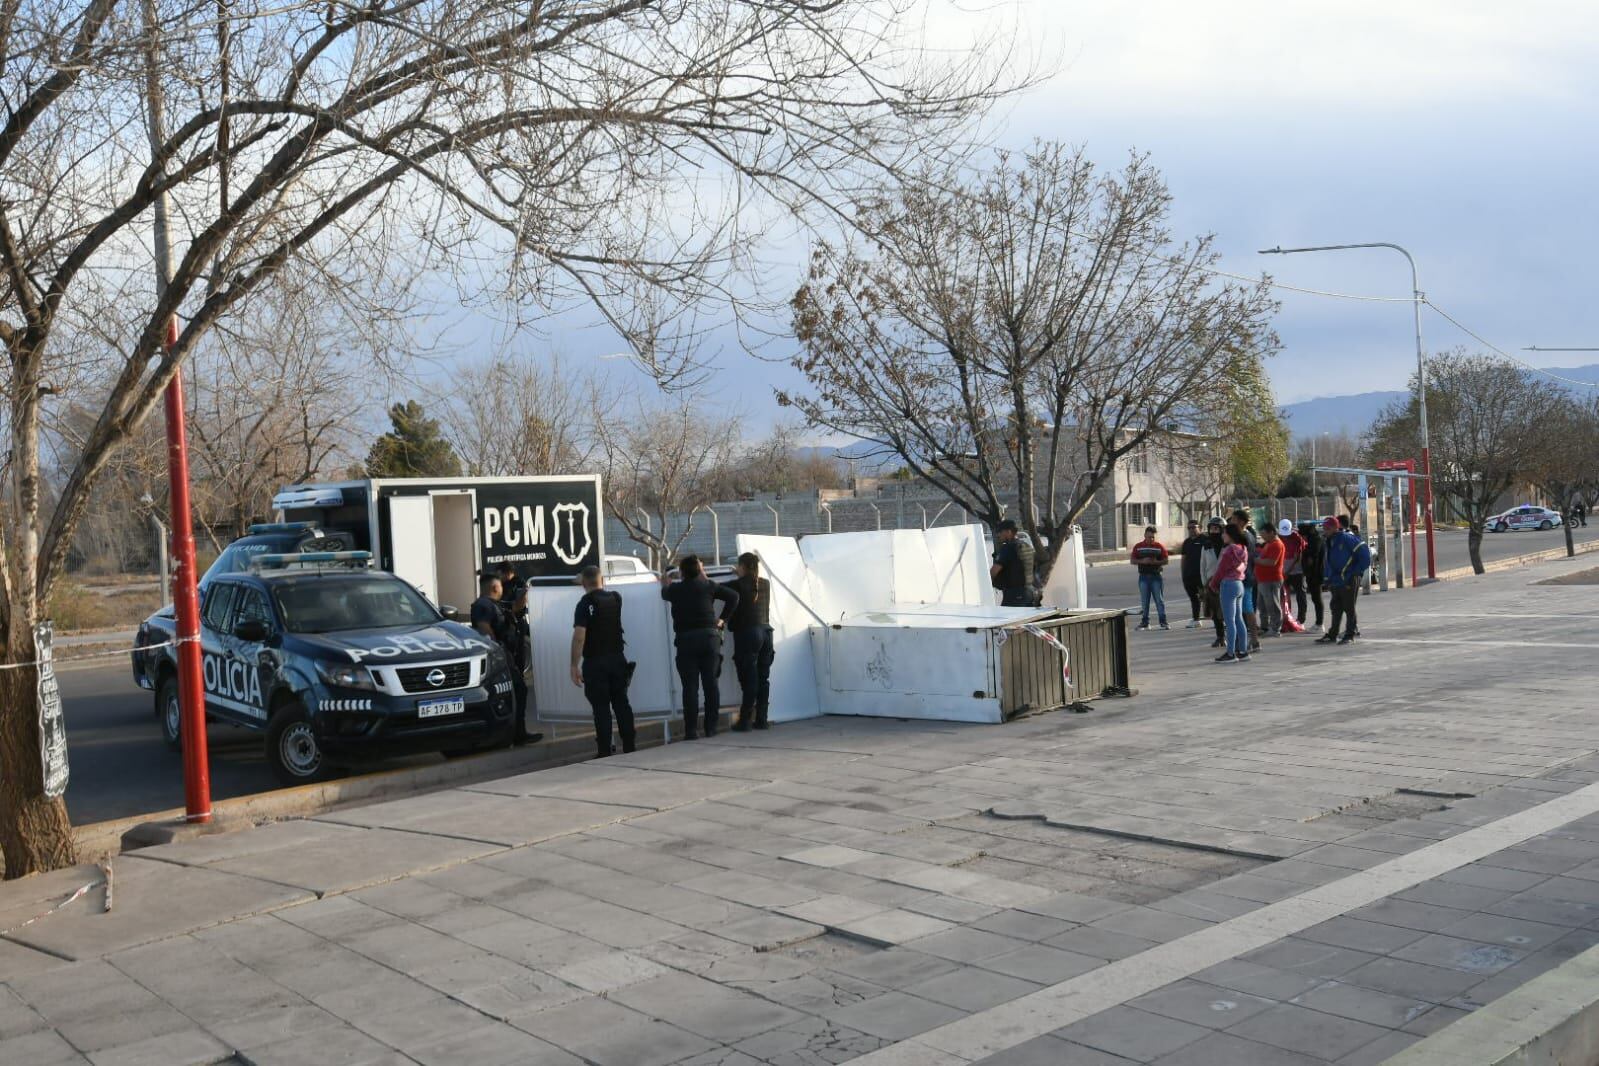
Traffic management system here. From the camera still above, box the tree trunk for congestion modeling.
[1565,514,1576,558]
[0,665,77,879]
[1467,526,1485,575]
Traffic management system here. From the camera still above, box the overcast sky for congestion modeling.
[983,0,1599,404]
[414,1,1599,425]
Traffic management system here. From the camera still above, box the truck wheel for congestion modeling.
[157,676,182,751]
[266,702,327,785]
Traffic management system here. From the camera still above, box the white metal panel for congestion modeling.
[527,574,682,723]
[836,603,1056,628]
[820,626,1002,723]
[794,530,895,620]
[1040,526,1089,611]
[387,496,438,604]
[910,524,987,606]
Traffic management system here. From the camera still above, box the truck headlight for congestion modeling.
[316,661,377,691]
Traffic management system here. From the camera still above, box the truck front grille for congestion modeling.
[396,660,472,693]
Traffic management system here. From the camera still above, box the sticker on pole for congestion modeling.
[35,621,69,798]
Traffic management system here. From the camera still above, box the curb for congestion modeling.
[1432,537,1599,583]
[1385,939,1599,1065]
[71,715,697,862]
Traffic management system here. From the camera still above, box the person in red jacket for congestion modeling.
[1130,525,1170,630]
[1255,523,1286,636]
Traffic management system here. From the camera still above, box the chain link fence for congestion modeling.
[604,493,1363,568]
[603,490,1138,566]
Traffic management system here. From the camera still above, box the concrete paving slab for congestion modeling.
[466,764,767,808]
[508,994,718,1066]
[7,857,311,962]
[203,825,500,895]
[127,817,364,867]
[318,789,644,846]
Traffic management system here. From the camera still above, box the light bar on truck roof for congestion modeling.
[251,550,372,570]
[270,486,347,510]
[248,522,317,534]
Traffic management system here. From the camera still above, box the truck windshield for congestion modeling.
[272,577,439,633]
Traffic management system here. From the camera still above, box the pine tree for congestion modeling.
[366,401,463,477]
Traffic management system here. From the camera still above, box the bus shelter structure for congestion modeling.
[1313,463,1430,590]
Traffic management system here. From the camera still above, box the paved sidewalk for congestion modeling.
[3,555,1598,1065]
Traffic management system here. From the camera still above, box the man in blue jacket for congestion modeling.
[1317,517,1371,646]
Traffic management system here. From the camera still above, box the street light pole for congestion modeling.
[1259,243,1437,580]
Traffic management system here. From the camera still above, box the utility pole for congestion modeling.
[145,0,210,823]
[1260,243,1437,579]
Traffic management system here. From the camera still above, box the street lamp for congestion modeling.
[1259,243,1437,580]
[1309,431,1329,501]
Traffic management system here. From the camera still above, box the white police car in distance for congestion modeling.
[1486,505,1564,533]
[132,552,516,784]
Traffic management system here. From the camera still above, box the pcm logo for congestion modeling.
[203,653,262,707]
[483,506,546,550]
[482,501,593,565]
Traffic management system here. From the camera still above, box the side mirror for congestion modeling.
[439,605,460,622]
[233,619,272,643]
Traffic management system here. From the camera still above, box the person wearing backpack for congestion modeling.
[1318,517,1372,646]
[991,520,1038,607]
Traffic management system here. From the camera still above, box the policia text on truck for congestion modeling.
[133,552,518,784]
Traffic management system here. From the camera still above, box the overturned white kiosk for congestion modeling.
[736,524,1129,725]
[527,523,1127,732]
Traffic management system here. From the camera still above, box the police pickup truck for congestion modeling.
[132,551,516,784]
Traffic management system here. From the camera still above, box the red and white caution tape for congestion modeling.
[1013,623,1073,690]
[0,635,197,671]
[0,865,111,936]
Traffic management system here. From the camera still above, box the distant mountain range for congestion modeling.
[1282,363,1599,437]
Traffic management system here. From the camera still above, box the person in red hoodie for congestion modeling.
[1255,523,1286,637]
[1130,525,1170,631]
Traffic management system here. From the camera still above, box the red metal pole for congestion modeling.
[1420,447,1437,580]
[1408,466,1419,588]
[163,316,211,822]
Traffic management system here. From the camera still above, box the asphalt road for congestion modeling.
[58,523,1598,825]
[58,663,448,825]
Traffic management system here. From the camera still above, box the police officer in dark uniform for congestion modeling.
[722,551,774,732]
[570,565,634,757]
[659,555,738,739]
[990,519,1036,606]
[471,572,539,747]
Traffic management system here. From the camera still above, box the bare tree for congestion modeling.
[592,394,741,569]
[1295,430,1364,517]
[720,423,845,497]
[441,353,591,477]
[1162,434,1233,521]
[0,0,1012,875]
[785,144,1278,582]
[186,277,371,545]
[1368,351,1565,574]
[1528,394,1599,558]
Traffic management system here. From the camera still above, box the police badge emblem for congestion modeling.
[551,502,592,566]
